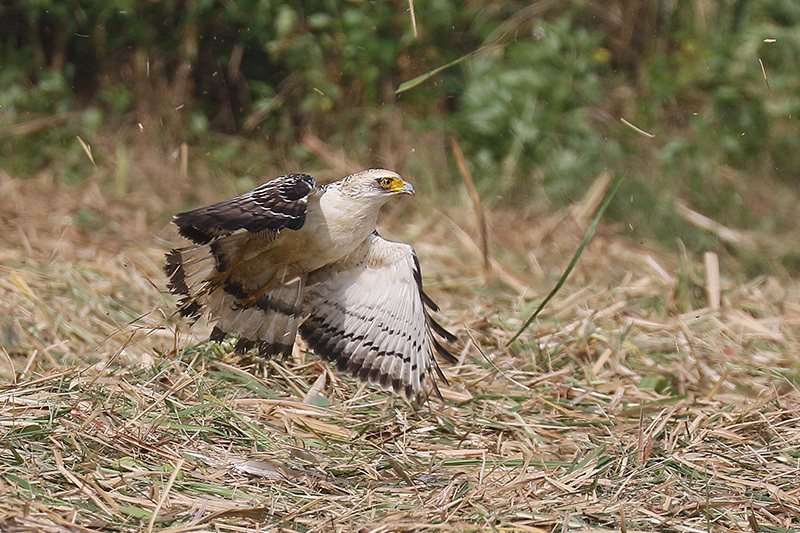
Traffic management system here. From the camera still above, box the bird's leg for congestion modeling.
[192,257,248,299]
[233,267,303,310]
[232,269,281,309]
[233,280,274,310]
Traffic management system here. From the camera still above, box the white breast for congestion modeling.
[276,185,382,272]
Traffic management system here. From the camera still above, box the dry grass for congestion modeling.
[1,155,800,533]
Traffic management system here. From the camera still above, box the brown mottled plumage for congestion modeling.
[164,169,455,402]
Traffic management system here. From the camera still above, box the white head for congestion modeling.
[339,169,415,200]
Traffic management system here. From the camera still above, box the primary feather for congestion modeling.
[164,169,454,402]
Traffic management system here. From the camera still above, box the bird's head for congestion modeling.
[340,169,415,200]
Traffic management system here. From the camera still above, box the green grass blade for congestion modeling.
[396,55,471,95]
[506,174,625,346]
[395,37,507,95]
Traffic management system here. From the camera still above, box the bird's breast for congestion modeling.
[264,188,380,272]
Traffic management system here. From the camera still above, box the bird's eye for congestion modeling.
[380,177,394,188]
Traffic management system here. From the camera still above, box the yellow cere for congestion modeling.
[380,176,403,193]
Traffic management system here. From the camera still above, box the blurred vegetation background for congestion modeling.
[2,0,799,274]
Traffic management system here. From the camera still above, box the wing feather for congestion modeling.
[172,173,316,244]
[165,174,315,353]
[165,171,456,402]
[300,233,454,402]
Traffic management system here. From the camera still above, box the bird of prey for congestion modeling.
[164,169,455,402]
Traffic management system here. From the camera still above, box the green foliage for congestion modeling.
[454,13,617,201]
[2,0,800,271]
[622,1,800,271]
[0,68,102,180]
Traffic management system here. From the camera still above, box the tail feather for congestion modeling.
[210,325,228,342]
[250,276,304,356]
[164,237,304,356]
[235,338,255,353]
[165,246,217,318]
[165,242,229,296]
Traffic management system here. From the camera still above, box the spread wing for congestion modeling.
[299,233,456,403]
[172,173,316,244]
[165,173,317,355]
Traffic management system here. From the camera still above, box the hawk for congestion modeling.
[164,169,455,402]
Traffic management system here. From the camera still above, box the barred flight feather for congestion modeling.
[299,234,453,402]
[164,169,455,402]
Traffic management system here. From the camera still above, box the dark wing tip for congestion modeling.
[177,296,202,319]
[175,221,217,245]
[411,249,458,355]
[165,249,191,296]
[432,335,457,364]
[257,341,294,359]
[209,325,228,343]
[428,313,457,343]
[171,173,317,243]
[279,173,316,201]
[234,338,256,354]
[164,248,183,278]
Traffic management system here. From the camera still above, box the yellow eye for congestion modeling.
[380,177,394,188]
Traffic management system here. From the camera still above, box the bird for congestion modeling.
[164,169,456,402]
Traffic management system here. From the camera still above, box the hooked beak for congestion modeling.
[401,181,415,196]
